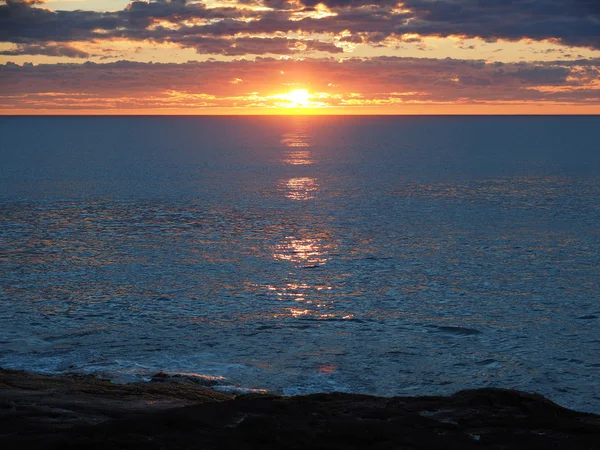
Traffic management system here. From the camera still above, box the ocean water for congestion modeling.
[0,116,599,412]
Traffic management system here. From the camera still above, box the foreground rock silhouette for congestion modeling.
[1,368,599,449]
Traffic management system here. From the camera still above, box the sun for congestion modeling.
[282,89,311,107]
[271,89,327,111]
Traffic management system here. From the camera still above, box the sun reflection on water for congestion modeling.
[265,282,334,303]
[267,121,346,324]
[281,133,311,148]
[289,308,310,317]
[282,150,313,165]
[280,124,314,165]
[273,236,333,267]
[280,177,319,200]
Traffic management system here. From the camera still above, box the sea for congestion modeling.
[0,116,599,413]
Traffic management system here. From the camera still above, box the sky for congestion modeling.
[1,0,599,114]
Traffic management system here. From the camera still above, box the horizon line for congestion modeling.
[1,113,599,117]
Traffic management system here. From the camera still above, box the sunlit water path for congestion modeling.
[0,116,599,412]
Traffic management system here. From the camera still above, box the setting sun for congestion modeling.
[281,89,311,108]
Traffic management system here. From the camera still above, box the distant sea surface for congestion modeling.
[1,116,599,412]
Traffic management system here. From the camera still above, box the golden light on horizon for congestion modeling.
[274,89,316,108]
[284,89,310,107]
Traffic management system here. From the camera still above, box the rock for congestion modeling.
[150,371,169,381]
[1,368,599,449]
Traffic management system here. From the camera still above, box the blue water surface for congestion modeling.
[0,116,599,411]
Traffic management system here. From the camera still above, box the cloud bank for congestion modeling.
[1,0,599,55]
[1,56,598,111]
[1,0,599,112]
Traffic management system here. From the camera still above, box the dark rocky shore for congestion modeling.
[1,368,599,449]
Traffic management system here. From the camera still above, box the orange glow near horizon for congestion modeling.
[281,89,311,108]
[5,104,599,115]
[269,89,329,111]
[3,64,600,115]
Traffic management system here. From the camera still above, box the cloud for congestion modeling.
[170,35,343,55]
[1,0,599,56]
[395,0,600,49]
[0,0,342,56]
[1,56,598,110]
[0,42,89,58]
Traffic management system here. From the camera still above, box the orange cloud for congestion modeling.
[1,56,599,113]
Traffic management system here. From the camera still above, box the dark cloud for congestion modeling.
[0,0,253,43]
[0,0,599,56]
[0,1,123,43]
[282,1,600,48]
[166,36,343,55]
[0,42,89,58]
[395,0,600,48]
[298,0,398,6]
[4,0,46,4]
[0,1,340,56]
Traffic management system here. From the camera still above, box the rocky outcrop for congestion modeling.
[1,368,599,449]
